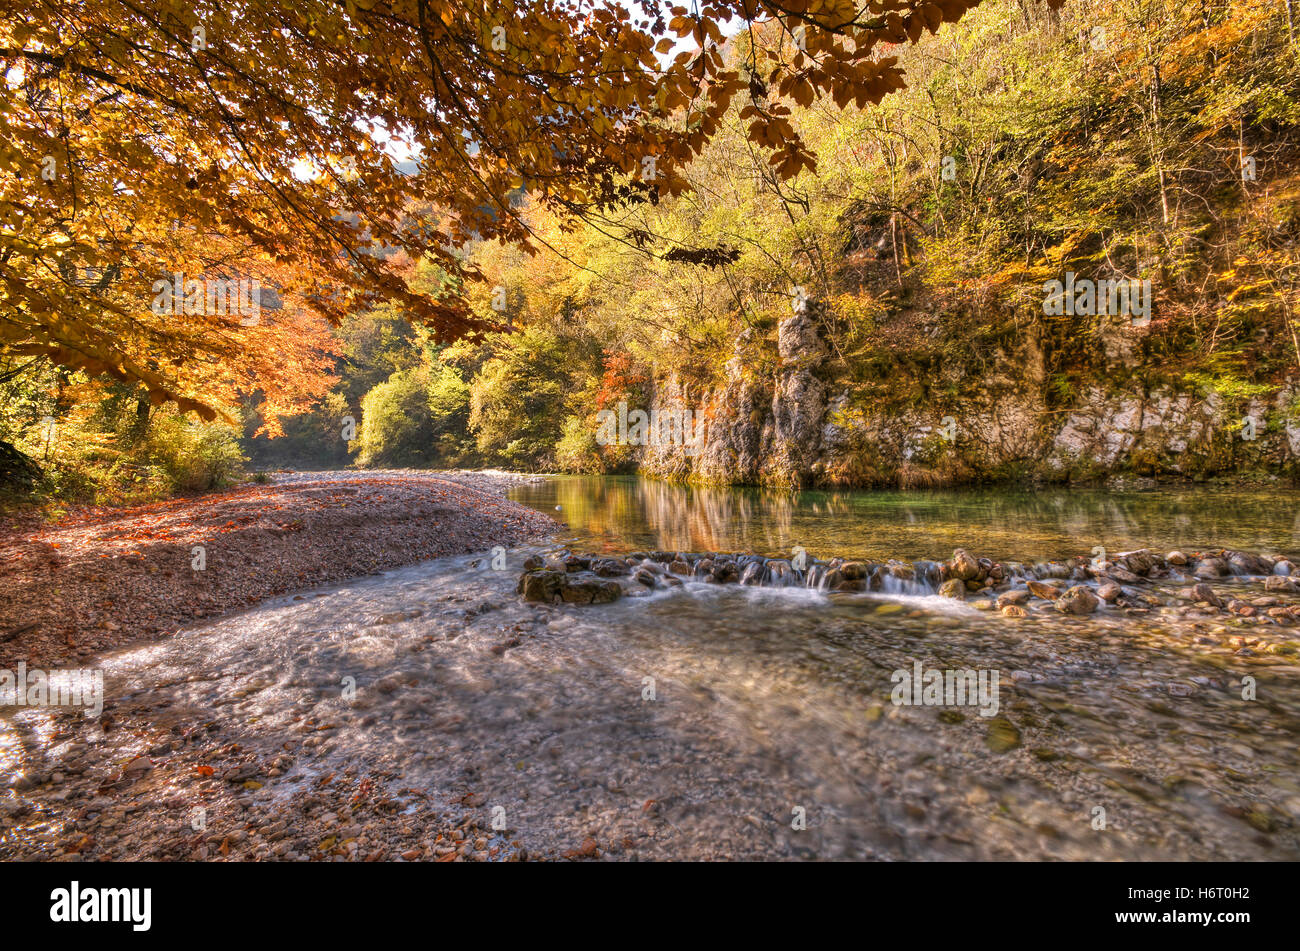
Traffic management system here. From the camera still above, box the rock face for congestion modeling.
[633,300,1300,487]
[764,297,830,486]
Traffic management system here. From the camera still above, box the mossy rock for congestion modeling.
[985,717,1022,753]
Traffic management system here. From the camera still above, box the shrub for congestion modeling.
[147,415,247,491]
[353,368,435,467]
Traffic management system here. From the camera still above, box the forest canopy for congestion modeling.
[0,0,995,420]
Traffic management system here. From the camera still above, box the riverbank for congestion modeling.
[0,470,557,670]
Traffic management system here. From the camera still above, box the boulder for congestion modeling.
[518,570,566,602]
[1055,585,1100,615]
[559,578,622,604]
[949,549,981,581]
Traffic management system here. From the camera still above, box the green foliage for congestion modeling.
[352,368,437,468]
[146,416,247,492]
[469,325,604,468]
[1182,372,1278,404]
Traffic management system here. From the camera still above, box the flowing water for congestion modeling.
[4,477,1300,860]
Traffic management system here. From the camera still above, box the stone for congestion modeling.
[1055,585,1099,615]
[1025,579,1062,600]
[592,559,630,577]
[840,561,868,581]
[939,579,966,600]
[559,578,622,604]
[1193,557,1227,579]
[949,549,980,581]
[518,570,565,603]
[986,718,1022,753]
[1180,583,1222,607]
[1096,581,1121,602]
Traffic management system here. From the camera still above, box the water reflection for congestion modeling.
[511,476,1300,561]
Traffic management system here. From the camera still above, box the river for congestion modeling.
[2,475,1298,860]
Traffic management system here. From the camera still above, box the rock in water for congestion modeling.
[939,579,966,600]
[559,578,622,605]
[1096,581,1122,602]
[518,570,566,603]
[948,549,981,581]
[517,568,621,605]
[986,718,1022,753]
[1055,585,1100,615]
[1025,580,1062,600]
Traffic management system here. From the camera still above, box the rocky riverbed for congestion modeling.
[3,532,1298,862]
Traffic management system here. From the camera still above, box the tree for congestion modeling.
[0,0,1003,420]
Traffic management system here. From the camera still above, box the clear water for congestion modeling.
[508,475,1300,562]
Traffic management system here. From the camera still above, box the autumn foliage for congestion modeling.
[0,0,1002,420]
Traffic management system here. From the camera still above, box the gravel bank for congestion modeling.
[0,470,557,669]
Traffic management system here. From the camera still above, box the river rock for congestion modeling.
[1096,581,1121,602]
[559,578,622,604]
[939,579,966,600]
[1116,549,1157,574]
[517,569,621,605]
[518,569,565,602]
[997,589,1031,607]
[948,549,980,581]
[1055,585,1099,615]
[1025,579,1062,600]
[1181,583,1222,607]
[1193,556,1227,579]
[840,561,868,581]
[563,554,591,573]
[1167,550,1189,566]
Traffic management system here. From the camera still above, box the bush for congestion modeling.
[147,415,247,491]
[352,368,435,467]
[555,415,607,473]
